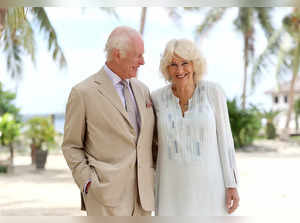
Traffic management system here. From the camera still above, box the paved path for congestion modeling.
[0,144,299,216]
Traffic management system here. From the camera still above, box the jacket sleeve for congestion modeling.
[62,87,91,192]
[207,82,239,188]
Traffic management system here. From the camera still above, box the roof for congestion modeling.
[265,77,300,95]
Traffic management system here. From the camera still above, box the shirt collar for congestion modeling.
[104,64,129,86]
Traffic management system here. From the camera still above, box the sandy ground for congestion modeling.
[0,139,300,216]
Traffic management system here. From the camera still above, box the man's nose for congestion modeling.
[140,57,145,65]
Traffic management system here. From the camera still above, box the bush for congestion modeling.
[0,113,22,165]
[227,98,262,148]
[0,82,20,121]
[261,109,280,139]
[266,122,276,139]
[23,116,57,150]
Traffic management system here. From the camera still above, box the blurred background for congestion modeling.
[0,7,300,216]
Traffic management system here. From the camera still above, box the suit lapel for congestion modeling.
[130,79,145,132]
[94,68,129,121]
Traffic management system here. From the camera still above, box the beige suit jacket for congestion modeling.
[62,68,155,214]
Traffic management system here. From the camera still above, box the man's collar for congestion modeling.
[104,64,129,85]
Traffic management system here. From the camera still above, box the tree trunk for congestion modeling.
[295,113,299,133]
[50,114,55,125]
[30,143,37,165]
[0,8,7,31]
[242,35,249,110]
[9,143,14,165]
[283,41,300,138]
[140,7,147,36]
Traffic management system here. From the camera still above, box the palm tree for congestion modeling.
[140,7,147,35]
[1,7,118,89]
[294,98,300,132]
[262,109,281,139]
[192,7,274,109]
[251,8,300,137]
[0,8,66,82]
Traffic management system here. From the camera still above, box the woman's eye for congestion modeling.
[170,63,177,67]
[182,62,188,65]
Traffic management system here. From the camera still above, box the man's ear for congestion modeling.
[112,48,121,62]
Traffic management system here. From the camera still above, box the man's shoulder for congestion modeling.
[130,78,149,92]
[72,68,104,92]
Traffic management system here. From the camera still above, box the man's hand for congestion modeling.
[226,187,239,214]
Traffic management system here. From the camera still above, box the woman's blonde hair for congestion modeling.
[159,38,206,82]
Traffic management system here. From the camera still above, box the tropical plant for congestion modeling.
[227,98,262,148]
[251,8,300,136]
[0,82,20,120]
[0,8,67,81]
[23,116,57,165]
[261,109,280,139]
[192,7,274,109]
[0,113,21,165]
[294,98,300,131]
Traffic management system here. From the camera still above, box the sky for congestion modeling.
[0,7,293,115]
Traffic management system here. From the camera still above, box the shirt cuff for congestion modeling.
[83,178,92,194]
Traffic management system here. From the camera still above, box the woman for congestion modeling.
[151,39,239,216]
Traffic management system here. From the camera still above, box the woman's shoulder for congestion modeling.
[150,84,170,101]
[198,80,225,96]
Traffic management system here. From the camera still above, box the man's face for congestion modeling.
[118,36,145,79]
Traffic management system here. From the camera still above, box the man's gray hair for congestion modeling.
[105,26,140,61]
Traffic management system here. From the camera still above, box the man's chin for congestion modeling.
[129,73,137,78]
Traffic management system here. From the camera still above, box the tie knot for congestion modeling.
[120,80,129,88]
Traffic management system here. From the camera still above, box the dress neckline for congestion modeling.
[167,81,202,117]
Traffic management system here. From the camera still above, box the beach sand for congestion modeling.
[0,139,299,216]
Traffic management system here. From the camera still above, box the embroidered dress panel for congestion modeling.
[151,81,238,216]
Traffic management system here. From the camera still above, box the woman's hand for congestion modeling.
[226,187,239,214]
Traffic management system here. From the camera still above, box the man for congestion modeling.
[62,26,156,216]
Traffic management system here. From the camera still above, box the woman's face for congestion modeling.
[167,55,194,87]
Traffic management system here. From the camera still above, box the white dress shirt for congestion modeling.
[103,64,141,130]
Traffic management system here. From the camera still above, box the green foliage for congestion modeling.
[0,165,8,173]
[24,116,57,150]
[294,98,300,130]
[261,109,280,139]
[227,98,262,148]
[0,82,20,120]
[266,122,276,139]
[0,113,21,146]
[0,7,66,79]
[294,98,300,115]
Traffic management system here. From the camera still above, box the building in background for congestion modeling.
[266,78,300,135]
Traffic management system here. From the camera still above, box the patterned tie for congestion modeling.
[120,80,139,136]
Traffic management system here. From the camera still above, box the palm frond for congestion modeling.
[2,28,23,79]
[165,7,182,24]
[6,8,25,31]
[292,39,300,74]
[234,8,254,33]
[255,7,274,38]
[250,28,284,89]
[99,7,119,19]
[235,8,256,67]
[274,43,292,89]
[195,7,227,36]
[29,7,66,68]
[19,17,36,63]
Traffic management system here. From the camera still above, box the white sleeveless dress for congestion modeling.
[151,81,238,216]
